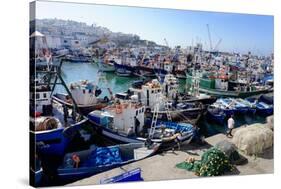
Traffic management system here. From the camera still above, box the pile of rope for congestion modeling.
[35,117,58,131]
[176,147,234,176]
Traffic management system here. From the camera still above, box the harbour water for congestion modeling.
[58,62,267,137]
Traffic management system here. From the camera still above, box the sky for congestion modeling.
[35,1,274,56]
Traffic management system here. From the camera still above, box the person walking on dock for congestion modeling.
[226,115,235,138]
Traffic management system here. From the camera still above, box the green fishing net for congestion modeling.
[176,147,234,176]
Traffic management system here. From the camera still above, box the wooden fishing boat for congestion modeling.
[186,72,271,98]
[57,143,159,182]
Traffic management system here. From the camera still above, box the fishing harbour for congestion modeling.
[30,16,274,187]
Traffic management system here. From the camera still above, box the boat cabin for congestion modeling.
[214,77,229,91]
[163,61,173,73]
[162,74,179,98]
[129,79,162,109]
[69,80,101,105]
[32,85,52,116]
[89,102,145,136]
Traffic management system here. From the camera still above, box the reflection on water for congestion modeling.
[56,63,139,98]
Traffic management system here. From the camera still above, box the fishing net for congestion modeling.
[215,140,247,165]
[176,147,234,176]
[232,124,273,155]
[266,116,274,131]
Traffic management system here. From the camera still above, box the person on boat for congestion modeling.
[63,104,69,124]
[72,154,80,168]
[127,126,135,137]
[173,93,178,107]
[175,133,182,150]
[172,133,182,152]
[226,115,235,138]
[65,95,73,104]
[145,138,153,148]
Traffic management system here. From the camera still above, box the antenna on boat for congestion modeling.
[206,24,213,51]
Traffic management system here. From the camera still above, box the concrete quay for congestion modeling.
[69,126,273,186]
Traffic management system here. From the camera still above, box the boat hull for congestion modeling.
[98,62,115,72]
[88,118,196,148]
[179,96,217,105]
[57,143,159,182]
[116,68,132,77]
[256,107,273,116]
[206,111,226,124]
[52,93,108,115]
[34,127,69,156]
[199,87,270,98]
[33,118,88,156]
[135,66,156,77]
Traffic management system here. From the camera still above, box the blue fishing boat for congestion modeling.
[31,157,43,186]
[31,68,88,156]
[206,105,226,124]
[33,116,87,156]
[255,102,273,116]
[246,97,273,116]
[213,98,236,116]
[234,98,256,114]
[225,98,249,114]
[57,143,159,182]
[259,94,273,105]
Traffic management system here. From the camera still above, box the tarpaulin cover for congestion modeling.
[87,146,123,166]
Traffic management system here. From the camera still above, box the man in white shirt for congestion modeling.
[127,126,135,137]
[226,115,235,137]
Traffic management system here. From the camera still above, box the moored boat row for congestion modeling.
[206,94,273,124]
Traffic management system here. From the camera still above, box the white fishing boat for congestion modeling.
[97,57,115,72]
[128,74,204,122]
[87,97,197,147]
[52,80,110,115]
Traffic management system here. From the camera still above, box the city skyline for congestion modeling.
[36,1,274,56]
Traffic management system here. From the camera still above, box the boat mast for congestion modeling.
[50,58,81,116]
